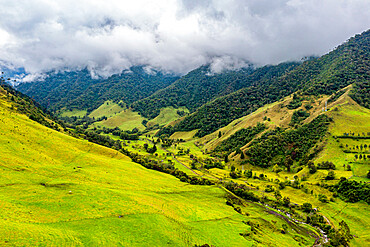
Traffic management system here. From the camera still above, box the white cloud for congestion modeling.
[0,0,369,76]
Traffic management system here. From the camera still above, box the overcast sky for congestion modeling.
[0,0,369,77]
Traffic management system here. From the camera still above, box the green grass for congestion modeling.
[89,100,125,119]
[147,107,188,128]
[171,129,198,141]
[91,109,147,131]
[315,94,370,179]
[59,109,87,118]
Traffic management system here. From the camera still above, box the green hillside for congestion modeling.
[0,85,321,246]
[159,86,370,246]
[133,62,298,119]
[169,30,370,138]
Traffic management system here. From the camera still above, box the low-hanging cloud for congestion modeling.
[0,0,369,77]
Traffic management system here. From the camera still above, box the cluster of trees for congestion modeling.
[73,127,122,150]
[307,212,353,246]
[224,181,260,202]
[59,115,97,127]
[331,178,370,204]
[93,127,139,140]
[348,31,370,109]
[350,79,370,109]
[328,89,346,104]
[316,161,336,170]
[143,143,157,154]
[245,115,331,168]
[214,123,266,155]
[120,148,214,186]
[202,158,224,169]
[286,94,303,109]
[289,109,310,126]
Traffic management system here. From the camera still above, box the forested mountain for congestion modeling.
[132,63,300,119]
[169,29,370,137]
[132,65,255,118]
[17,66,179,112]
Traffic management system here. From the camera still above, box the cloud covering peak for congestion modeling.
[0,0,369,76]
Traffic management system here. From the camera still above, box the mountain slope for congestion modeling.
[17,66,179,113]
[170,29,370,137]
[133,62,299,119]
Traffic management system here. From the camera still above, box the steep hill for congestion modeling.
[169,30,369,137]
[17,66,179,113]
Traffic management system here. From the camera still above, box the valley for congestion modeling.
[1,29,369,246]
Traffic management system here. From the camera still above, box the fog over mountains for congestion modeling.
[0,0,369,79]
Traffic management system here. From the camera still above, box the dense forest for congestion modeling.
[214,123,266,155]
[245,114,331,168]
[133,62,299,119]
[17,66,178,112]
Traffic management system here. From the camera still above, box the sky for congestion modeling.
[0,0,369,78]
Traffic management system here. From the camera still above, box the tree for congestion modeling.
[318,194,328,203]
[143,143,149,150]
[218,131,222,138]
[326,170,335,180]
[283,196,290,206]
[284,156,293,172]
[245,170,252,178]
[240,151,245,159]
[224,155,229,163]
[302,203,312,213]
[308,161,317,174]
[274,190,282,201]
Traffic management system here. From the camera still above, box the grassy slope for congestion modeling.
[198,91,328,152]
[91,106,188,131]
[147,107,189,128]
[88,100,125,119]
[0,91,315,246]
[91,109,147,131]
[59,109,87,118]
[315,89,370,180]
